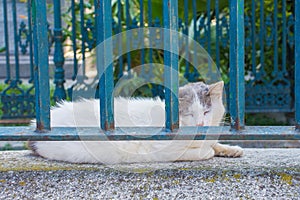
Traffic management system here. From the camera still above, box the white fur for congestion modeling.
[31,81,243,164]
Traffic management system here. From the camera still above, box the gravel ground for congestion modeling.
[0,149,299,199]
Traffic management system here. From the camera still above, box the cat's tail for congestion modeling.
[28,140,220,164]
[28,141,39,156]
[28,141,105,163]
[28,140,161,164]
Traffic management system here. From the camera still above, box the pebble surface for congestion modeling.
[0,149,299,199]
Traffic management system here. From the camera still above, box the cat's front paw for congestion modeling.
[223,145,243,157]
[213,143,244,158]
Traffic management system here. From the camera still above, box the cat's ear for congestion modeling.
[208,81,224,98]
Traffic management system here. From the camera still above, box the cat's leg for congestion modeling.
[177,147,215,161]
[212,143,243,157]
[175,141,216,161]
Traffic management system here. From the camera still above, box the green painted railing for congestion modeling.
[0,0,299,142]
[0,0,297,120]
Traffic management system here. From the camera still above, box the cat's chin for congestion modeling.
[196,123,204,126]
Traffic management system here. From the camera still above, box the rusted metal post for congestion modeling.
[53,0,66,101]
[229,0,245,131]
[32,0,50,131]
[295,0,300,131]
[95,0,115,130]
[163,0,179,131]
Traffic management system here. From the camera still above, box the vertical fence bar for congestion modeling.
[192,0,198,81]
[79,0,86,75]
[281,0,287,75]
[229,0,245,130]
[53,0,66,101]
[273,0,278,76]
[206,0,213,77]
[32,0,40,124]
[125,0,131,74]
[28,0,34,83]
[259,0,265,76]
[295,0,300,130]
[117,0,123,79]
[251,0,256,76]
[206,0,211,55]
[148,0,153,69]
[215,0,220,69]
[2,0,11,83]
[164,0,179,131]
[12,0,20,82]
[71,0,78,80]
[139,0,145,66]
[192,0,197,41]
[183,0,189,80]
[95,0,114,130]
[32,0,50,130]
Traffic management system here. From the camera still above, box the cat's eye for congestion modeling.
[184,113,193,117]
[204,111,210,115]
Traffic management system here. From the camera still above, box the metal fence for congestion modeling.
[0,0,297,121]
[0,0,300,140]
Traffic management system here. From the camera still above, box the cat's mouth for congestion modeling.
[196,123,204,126]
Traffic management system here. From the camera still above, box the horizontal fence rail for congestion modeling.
[0,0,299,141]
[0,126,299,141]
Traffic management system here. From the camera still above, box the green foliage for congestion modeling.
[243,0,294,81]
[0,47,5,53]
[0,83,56,120]
[142,0,228,23]
[61,0,295,81]
[245,113,289,126]
[0,142,28,151]
[1,143,13,151]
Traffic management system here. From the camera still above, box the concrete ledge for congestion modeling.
[0,149,299,199]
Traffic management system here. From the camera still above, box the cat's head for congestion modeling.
[178,81,225,126]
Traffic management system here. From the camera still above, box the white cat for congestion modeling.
[30,81,243,164]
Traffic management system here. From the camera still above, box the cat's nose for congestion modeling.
[196,122,204,126]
